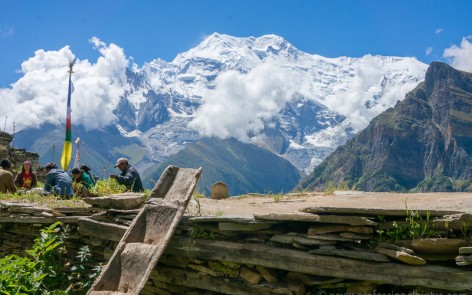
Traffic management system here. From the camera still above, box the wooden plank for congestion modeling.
[77,217,128,242]
[308,248,390,262]
[255,213,377,226]
[218,222,273,231]
[190,216,268,223]
[87,166,202,295]
[118,243,161,292]
[307,225,374,235]
[166,236,472,291]
[301,207,463,217]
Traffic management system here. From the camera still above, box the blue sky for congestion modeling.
[1,0,471,87]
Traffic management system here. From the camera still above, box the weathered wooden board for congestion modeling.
[255,213,377,226]
[308,248,390,262]
[87,166,202,295]
[301,207,463,217]
[77,217,128,242]
[83,193,146,210]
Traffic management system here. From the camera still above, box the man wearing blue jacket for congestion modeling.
[44,162,74,198]
[110,158,144,193]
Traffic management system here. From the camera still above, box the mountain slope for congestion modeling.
[14,124,148,175]
[142,137,300,195]
[297,62,472,192]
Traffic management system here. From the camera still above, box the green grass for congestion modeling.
[0,192,87,208]
[0,179,131,208]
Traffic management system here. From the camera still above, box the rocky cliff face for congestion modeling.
[298,62,472,192]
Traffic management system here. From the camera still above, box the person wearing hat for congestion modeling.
[110,158,144,192]
[43,162,74,198]
[0,159,17,194]
[14,160,38,190]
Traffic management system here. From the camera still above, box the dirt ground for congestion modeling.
[185,191,472,217]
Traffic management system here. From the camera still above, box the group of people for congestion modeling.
[0,157,144,198]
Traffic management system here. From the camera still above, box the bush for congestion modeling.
[0,222,101,294]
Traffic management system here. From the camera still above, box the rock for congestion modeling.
[239,266,262,284]
[82,193,146,209]
[374,247,426,265]
[411,238,465,254]
[459,247,472,254]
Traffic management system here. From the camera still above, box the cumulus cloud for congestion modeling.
[0,37,129,132]
[443,36,472,72]
[189,63,299,140]
[435,28,444,34]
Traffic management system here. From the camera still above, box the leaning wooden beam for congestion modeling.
[87,166,202,295]
[166,236,472,291]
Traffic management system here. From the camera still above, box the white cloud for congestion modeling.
[435,28,444,34]
[443,36,472,72]
[188,63,299,140]
[425,47,433,56]
[322,56,427,131]
[0,24,14,37]
[0,38,129,132]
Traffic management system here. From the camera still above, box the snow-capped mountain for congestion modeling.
[114,33,428,174]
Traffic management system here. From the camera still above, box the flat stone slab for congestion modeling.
[411,238,466,254]
[82,193,146,210]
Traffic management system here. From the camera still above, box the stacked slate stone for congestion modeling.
[457,247,472,266]
[3,199,472,293]
[138,207,472,294]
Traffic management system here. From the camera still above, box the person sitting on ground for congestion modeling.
[71,167,94,198]
[44,162,74,198]
[80,165,95,186]
[14,160,38,190]
[110,158,144,192]
[0,159,17,194]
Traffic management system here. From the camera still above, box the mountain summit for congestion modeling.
[113,33,428,173]
[298,62,472,192]
[15,33,428,193]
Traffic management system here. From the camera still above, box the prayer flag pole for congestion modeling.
[60,58,76,171]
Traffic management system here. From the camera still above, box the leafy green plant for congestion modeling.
[0,222,67,293]
[88,179,127,197]
[67,246,102,294]
[403,198,433,239]
[272,194,281,202]
[0,222,101,294]
[189,226,215,240]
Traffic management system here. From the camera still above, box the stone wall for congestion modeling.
[0,131,39,170]
[1,201,472,294]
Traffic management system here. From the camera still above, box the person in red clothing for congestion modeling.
[14,160,38,190]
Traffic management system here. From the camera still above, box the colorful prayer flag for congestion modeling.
[60,60,75,170]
